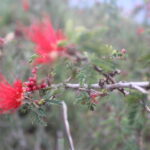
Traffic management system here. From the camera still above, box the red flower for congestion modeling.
[22,0,30,11]
[26,18,67,65]
[0,74,24,114]
[90,98,99,104]
[90,92,99,104]
[136,27,145,35]
[121,48,127,54]
[0,37,4,47]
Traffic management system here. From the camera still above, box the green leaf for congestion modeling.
[92,57,118,72]
[140,54,150,67]
[29,54,38,63]
[46,99,62,105]
[57,40,68,47]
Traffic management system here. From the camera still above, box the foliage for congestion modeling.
[0,0,150,150]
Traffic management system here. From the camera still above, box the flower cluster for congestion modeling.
[0,74,24,114]
[0,18,66,114]
[24,67,47,92]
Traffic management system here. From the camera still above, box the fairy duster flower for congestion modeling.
[26,17,67,65]
[0,74,24,114]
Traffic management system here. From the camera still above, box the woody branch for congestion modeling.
[50,81,149,94]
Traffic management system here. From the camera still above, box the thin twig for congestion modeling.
[132,85,148,94]
[140,99,150,113]
[61,101,75,150]
[145,105,150,113]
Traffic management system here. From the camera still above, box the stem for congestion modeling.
[61,101,75,150]
[49,81,150,94]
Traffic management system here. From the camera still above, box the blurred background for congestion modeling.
[0,0,150,150]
